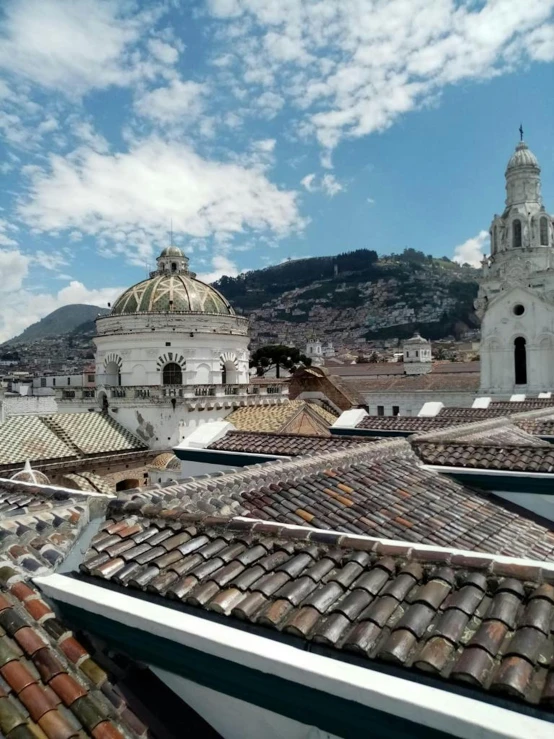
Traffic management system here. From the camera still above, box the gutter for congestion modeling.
[35,575,552,739]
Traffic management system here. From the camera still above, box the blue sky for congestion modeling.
[0,0,553,341]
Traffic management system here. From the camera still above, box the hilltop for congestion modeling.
[214,248,480,346]
[1,305,109,347]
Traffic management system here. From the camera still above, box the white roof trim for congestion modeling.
[0,477,113,499]
[35,574,552,739]
[422,464,554,484]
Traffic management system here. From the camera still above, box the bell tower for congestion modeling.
[477,134,554,396]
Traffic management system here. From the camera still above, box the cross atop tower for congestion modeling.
[519,123,524,141]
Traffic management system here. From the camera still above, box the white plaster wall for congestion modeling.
[362,391,475,416]
[480,286,554,395]
[151,666,341,739]
[3,395,58,417]
[111,405,233,449]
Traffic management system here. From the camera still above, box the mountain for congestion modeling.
[1,305,109,347]
[214,248,480,346]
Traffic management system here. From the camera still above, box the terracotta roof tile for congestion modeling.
[413,442,554,472]
[356,416,470,432]
[208,431,375,456]
[82,514,554,716]
[116,441,554,560]
[225,400,332,434]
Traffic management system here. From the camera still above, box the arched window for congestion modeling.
[513,219,522,248]
[171,262,177,272]
[104,361,121,386]
[163,362,182,385]
[221,360,238,385]
[540,217,549,246]
[514,337,527,385]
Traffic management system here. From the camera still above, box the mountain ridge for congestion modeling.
[1,304,109,347]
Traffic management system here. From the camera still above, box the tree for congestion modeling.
[250,344,312,378]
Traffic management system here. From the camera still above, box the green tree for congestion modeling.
[250,344,312,378]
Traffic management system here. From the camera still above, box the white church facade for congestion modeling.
[477,137,554,396]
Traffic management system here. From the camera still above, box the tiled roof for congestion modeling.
[306,402,338,425]
[0,416,75,466]
[414,442,554,472]
[62,472,114,495]
[414,419,551,447]
[0,480,149,738]
[81,513,554,715]
[344,373,479,394]
[43,413,146,456]
[225,400,331,434]
[116,440,554,559]
[517,418,554,437]
[0,413,146,468]
[356,416,469,432]
[489,400,554,411]
[328,361,480,377]
[437,407,507,420]
[208,431,374,456]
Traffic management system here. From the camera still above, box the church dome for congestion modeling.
[159,245,184,258]
[110,246,234,316]
[506,141,540,172]
[11,461,50,486]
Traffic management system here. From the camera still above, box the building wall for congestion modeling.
[111,405,234,449]
[151,667,342,739]
[480,285,554,395]
[2,395,58,417]
[361,390,475,416]
[95,312,250,388]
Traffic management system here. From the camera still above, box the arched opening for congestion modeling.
[171,262,177,272]
[513,219,522,248]
[514,337,527,385]
[163,362,182,385]
[540,217,549,246]
[116,478,140,492]
[221,359,238,385]
[104,361,121,386]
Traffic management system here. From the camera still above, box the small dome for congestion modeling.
[159,246,184,258]
[11,461,50,486]
[150,452,176,469]
[506,141,540,172]
[404,332,428,344]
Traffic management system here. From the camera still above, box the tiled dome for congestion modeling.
[10,461,50,486]
[150,452,176,469]
[506,141,540,172]
[110,246,234,317]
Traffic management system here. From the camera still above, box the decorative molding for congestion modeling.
[156,352,186,370]
[104,353,122,370]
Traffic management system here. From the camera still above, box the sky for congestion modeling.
[0,0,553,342]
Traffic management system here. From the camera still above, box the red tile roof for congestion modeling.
[208,431,376,456]
[82,513,554,716]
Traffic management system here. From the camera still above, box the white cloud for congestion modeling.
[147,38,180,65]
[19,138,305,264]
[206,0,554,153]
[0,249,29,292]
[300,172,344,196]
[301,173,317,192]
[33,250,68,271]
[0,277,123,343]
[134,79,207,124]
[453,230,489,267]
[321,173,343,196]
[0,220,18,247]
[197,255,239,283]
[0,0,167,95]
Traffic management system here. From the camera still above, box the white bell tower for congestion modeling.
[477,132,554,396]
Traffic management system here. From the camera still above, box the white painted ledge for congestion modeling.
[36,575,552,739]
[332,409,367,428]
